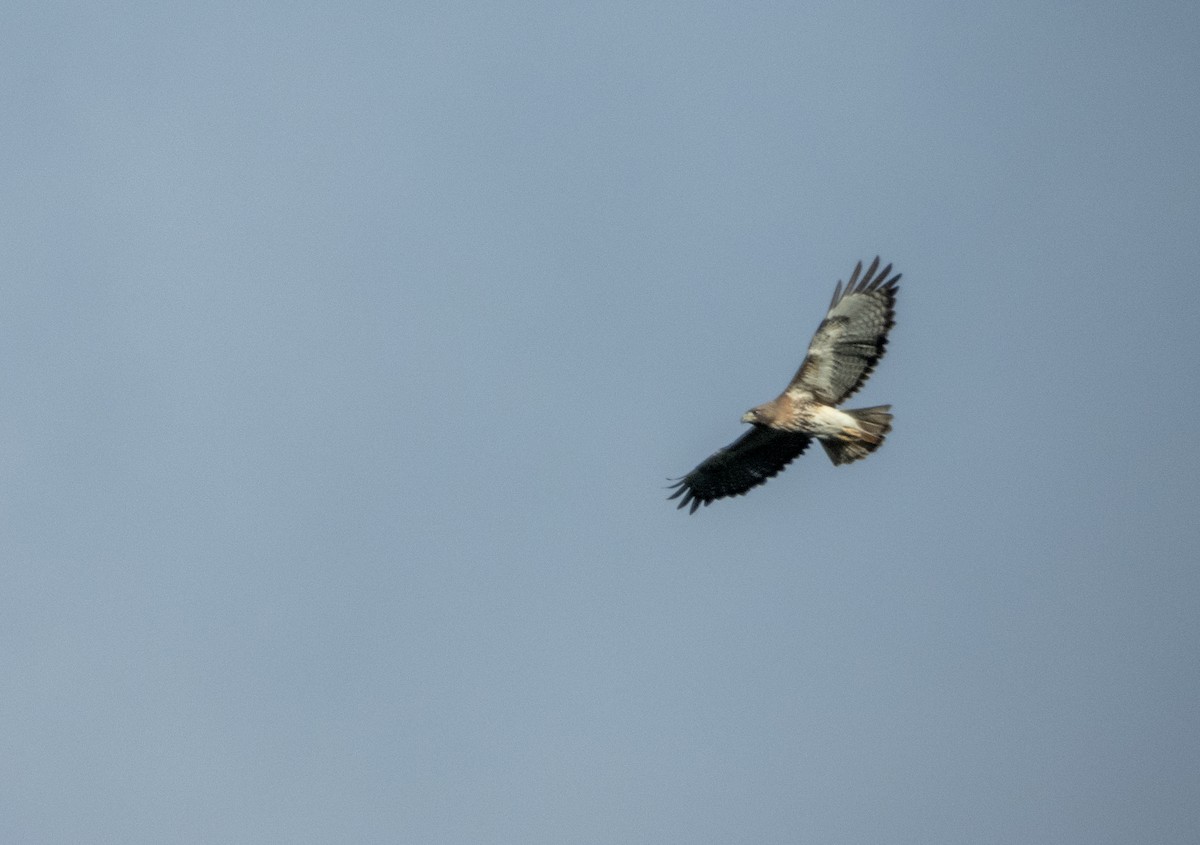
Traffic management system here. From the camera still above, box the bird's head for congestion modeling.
[741,408,763,425]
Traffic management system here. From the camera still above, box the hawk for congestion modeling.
[669,257,900,513]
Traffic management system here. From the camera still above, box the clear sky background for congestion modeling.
[4,2,1199,843]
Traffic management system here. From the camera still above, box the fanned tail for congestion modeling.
[820,405,893,466]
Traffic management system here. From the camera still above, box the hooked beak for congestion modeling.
[741,411,755,424]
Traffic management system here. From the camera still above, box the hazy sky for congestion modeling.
[4,2,1199,843]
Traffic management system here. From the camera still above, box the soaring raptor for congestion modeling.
[669,257,900,513]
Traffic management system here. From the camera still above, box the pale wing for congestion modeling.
[668,427,811,514]
[787,257,899,405]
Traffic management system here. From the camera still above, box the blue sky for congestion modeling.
[3,2,1199,842]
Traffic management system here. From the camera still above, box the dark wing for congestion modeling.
[668,426,812,513]
[787,257,899,405]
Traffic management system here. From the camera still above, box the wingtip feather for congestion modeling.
[859,257,880,292]
[846,260,863,291]
[829,280,844,309]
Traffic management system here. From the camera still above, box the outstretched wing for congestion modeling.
[668,426,812,513]
[787,257,899,405]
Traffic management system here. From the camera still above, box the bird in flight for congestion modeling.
[669,257,900,513]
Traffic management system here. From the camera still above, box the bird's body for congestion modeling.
[744,397,863,437]
[669,257,900,513]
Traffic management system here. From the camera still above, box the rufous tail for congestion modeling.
[820,405,893,466]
